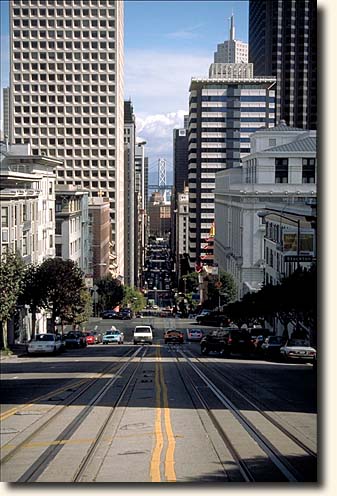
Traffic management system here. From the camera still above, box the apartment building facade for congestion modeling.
[9,0,125,277]
[0,143,57,263]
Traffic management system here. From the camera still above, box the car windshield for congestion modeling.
[107,332,119,336]
[135,327,151,333]
[35,334,54,341]
[288,339,310,346]
[66,333,77,339]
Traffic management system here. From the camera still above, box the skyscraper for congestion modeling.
[124,100,136,287]
[9,0,125,277]
[249,0,317,130]
[187,76,276,267]
[214,14,248,64]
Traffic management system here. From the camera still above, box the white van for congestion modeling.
[133,325,153,345]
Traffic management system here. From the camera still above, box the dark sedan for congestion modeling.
[64,331,87,348]
[196,311,230,327]
[100,310,120,319]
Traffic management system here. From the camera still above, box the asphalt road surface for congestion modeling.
[0,318,317,483]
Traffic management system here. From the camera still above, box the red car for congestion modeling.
[85,333,95,345]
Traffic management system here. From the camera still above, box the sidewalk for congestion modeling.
[0,344,27,361]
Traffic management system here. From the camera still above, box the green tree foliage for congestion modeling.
[72,288,92,325]
[0,251,25,349]
[122,286,146,311]
[224,266,317,341]
[96,275,124,310]
[37,258,86,329]
[17,264,45,339]
[204,270,237,309]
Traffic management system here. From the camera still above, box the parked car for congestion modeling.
[261,336,286,358]
[164,329,184,344]
[27,333,63,355]
[91,330,103,343]
[102,330,124,344]
[85,333,95,345]
[280,339,316,363]
[64,331,87,348]
[133,325,153,345]
[186,329,203,342]
[100,310,120,319]
[119,308,133,320]
[200,328,254,357]
[196,311,230,327]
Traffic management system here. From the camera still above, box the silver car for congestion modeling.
[280,339,316,362]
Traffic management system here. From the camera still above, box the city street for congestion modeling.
[1,318,317,483]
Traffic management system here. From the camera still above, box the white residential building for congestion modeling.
[214,121,317,297]
[55,185,89,276]
[10,0,125,279]
[0,143,57,263]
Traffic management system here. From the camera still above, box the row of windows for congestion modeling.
[14,125,117,137]
[13,114,115,125]
[14,69,116,79]
[14,62,115,71]
[201,107,271,113]
[13,29,115,40]
[14,95,115,106]
[14,0,112,7]
[13,40,115,50]
[189,137,251,143]
[195,96,275,102]
[13,18,114,28]
[14,81,115,91]
[13,7,114,18]
[14,105,115,115]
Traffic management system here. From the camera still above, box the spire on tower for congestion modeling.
[230,13,235,41]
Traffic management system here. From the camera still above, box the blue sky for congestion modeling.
[0,0,249,180]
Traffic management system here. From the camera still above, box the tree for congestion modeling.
[0,251,25,349]
[17,264,45,339]
[204,270,237,309]
[96,275,124,310]
[70,288,92,327]
[37,258,87,332]
[121,286,146,312]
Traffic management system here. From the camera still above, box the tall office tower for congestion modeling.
[187,76,276,267]
[124,100,136,287]
[2,87,10,139]
[214,14,248,64]
[249,0,317,130]
[171,118,188,278]
[10,0,125,278]
[134,142,148,286]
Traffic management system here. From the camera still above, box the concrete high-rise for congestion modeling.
[249,0,317,130]
[187,76,276,267]
[214,14,248,64]
[124,100,136,287]
[2,87,10,139]
[9,0,125,277]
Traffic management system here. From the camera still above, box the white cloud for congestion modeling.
[125,49,211,174]
[125,49,210,116]
[166,23,204,40]
[136,111,187,172]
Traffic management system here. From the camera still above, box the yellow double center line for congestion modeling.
[150,348,176,483]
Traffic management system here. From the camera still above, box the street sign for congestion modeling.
[215,281,222,288]
[284,255,314,263]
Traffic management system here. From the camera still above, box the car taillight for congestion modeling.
[228,337,233,344]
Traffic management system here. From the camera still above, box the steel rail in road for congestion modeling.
[72,347,149,482]
[175,347,308,482]
[185,351,317,461]
[0,347,142,480]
